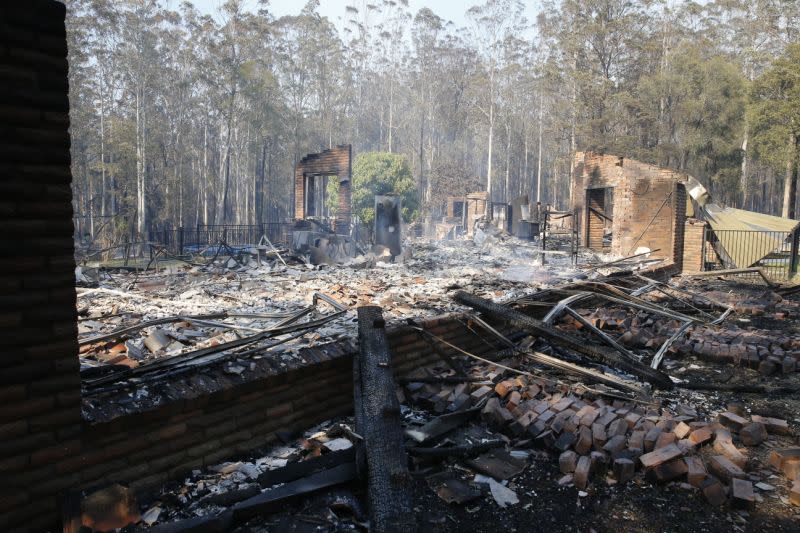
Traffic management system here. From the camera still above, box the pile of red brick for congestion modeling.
[560,307,800,374]
[404,367,798,510]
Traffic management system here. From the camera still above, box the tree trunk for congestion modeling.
[569,50,577,207]
[202,120,208,225]
[487,102,494,205]
[782,132,798,219]
[136,84,147,238]
[504,122,511,203]
[536,90,544,203]
[740,123,748,209]
[99,90,106,231]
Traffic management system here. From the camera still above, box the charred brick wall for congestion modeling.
[12,311,504,530]
[294,145,352,232]
[69,315,503,512]
[572,152,687,264]
[0,2,84,531]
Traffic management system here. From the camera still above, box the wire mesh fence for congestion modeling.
[149,224,294,256]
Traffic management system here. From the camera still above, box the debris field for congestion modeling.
[71,232,800,533]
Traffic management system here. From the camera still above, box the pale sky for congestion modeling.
[183,0,541,30]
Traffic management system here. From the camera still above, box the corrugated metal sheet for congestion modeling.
[703,204,800,268]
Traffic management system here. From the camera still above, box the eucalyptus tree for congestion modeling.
[466,0,527,203]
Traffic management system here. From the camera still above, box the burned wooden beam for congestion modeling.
[355,306,416,533]
[257,448,355,488]
[397,376,487,385]
[408,439,505,458]
[405,406,482,445]
[233,463,357,521]
[680,267,777,287]
[454,291,674,390]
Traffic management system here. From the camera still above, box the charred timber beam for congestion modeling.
[454,291,674,390]
[355,306,416,533]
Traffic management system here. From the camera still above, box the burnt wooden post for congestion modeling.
[790,228,800,277]
[178,226,184,255]
[354,306,415,533]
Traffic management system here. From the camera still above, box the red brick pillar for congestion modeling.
[0,2,83,530]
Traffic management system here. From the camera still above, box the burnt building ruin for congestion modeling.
[571,152,688,268]
[294,145,352,233]
[6,3,800,532]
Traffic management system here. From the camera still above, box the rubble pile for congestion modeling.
[69,235,800,531]
[75,236,584,373]
[402,360,799,511]
[555,283,800,374]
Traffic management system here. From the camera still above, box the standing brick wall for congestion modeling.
[0,2,84,531]
[571,152,687,264]
[294,145,351,232]
[465,191,488,236]
[683,219,707,272]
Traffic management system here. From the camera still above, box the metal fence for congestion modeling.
[149,223,294,256]
[703,228,798,281]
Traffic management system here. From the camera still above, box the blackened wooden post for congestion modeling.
[354,306,415,533]
[178,226,184,255]
[790,228,800,277]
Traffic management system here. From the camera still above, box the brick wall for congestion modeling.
[571,152,687,264]
[294,145,351,232]
[0,2,84,531]
[5,304,511,530]
[465,191,488,237]
[683,218,707,272]
[67,314,510,525]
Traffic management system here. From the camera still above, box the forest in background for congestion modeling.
[64,0,800,243]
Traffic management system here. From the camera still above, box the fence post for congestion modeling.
[178,226,184,255]
[701,225,708,271]
[790,228,800,277]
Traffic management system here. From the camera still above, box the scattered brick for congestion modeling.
[730,478,755,510]
[708,455,746,483]
[684,456,707,488]
[718,412,748,432]
[574,426,592,455]
[673,421,691,440]
[613,458,635,483]
[639,443,682,469]
[645,458,688,483]
[688,426,713,447]
[791,481,800,507]
[739,422,767,447]
[573,455,591,490]
[559,450,577,474]
[701,476,727,506]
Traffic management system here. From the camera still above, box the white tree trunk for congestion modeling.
[536,90,544,203]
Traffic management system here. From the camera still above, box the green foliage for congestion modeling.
[634,43,746,199]
[351,152,418,226]
[749,43,800,173]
